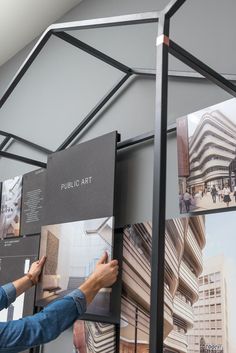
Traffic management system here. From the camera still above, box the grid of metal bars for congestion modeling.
[0,1,236,352]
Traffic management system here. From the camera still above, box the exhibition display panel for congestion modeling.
[21,169,46,236]
[0,175,22,239]
[36,131,121,323]
[163,213,236,353]
[177,98,236,214]
[36,217,115,318]
[0,235,40,320]
[0,132,121,352]
[0,0,235,352]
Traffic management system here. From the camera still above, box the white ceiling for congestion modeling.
[0,0,83,67]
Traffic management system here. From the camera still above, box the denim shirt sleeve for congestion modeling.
[0,284,16,311]
[0,289,87,353]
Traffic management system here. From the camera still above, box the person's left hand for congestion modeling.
[28,256,47,284]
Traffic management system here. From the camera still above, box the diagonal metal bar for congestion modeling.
[0,12,159,109]
[53,32,132,74]
[0,130,52,154]
[56,72,132,151]
[0,151,46,168]
[118,131,154,150]
[164,0,187,19]
[0,136,12,151]
[50,12,160,32]
[169,40,236,97]
[117,124,177,150]
[0,31,52,109]
[132,68,236,81]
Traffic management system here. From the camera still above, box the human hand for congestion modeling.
[91,252,119,289]
[28,256,47,284]
[79,252,119,305]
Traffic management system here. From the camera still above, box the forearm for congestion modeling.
[79,274,101,304]
[12,275,33,297]
[0,289,86,352]
[0,284,16,310]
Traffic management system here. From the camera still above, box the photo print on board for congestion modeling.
[0,235,40,321]
[120,223,151,353]
[163,213,236,353]
[177,97,236,214]
[121,215,236,353]
[37,131,122,323]
[36,217,114,318]
[0,175,22,238]
[73,320,116,353]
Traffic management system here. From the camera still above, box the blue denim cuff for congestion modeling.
[2,283,16,306]
[67,288,87,315]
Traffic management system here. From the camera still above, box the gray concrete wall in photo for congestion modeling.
[0,0,235,352]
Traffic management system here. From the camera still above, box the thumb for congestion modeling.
[97,251,108,265]
[38,256,47,267]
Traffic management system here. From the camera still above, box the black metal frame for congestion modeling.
[0,1,236,352]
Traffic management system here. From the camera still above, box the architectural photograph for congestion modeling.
[73,320,116,353]
[177,98,236,213]
[164,211,236,353]
[121,213,236,353]
[0,175,22,238]
[36,217,114,317]
[119,223,151,353]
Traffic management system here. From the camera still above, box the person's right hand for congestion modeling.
[79,252,119,305]
[91,252,119,289]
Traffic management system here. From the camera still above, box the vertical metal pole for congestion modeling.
[150,13,170,353]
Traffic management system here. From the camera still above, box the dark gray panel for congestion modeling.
[21,168,46,235]
[0,235,40,318]
[43,131,117,225]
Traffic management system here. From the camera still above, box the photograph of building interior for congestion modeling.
[36,217,114,317]
[0,175,22,238]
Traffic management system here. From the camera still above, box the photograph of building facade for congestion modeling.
[120,223,151,353]
[120,210,236,353]
[187,256,229,353]
[120,217,206,353]
[73,320,116,353]
[177,98,236,213]
[164,216,206,353]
